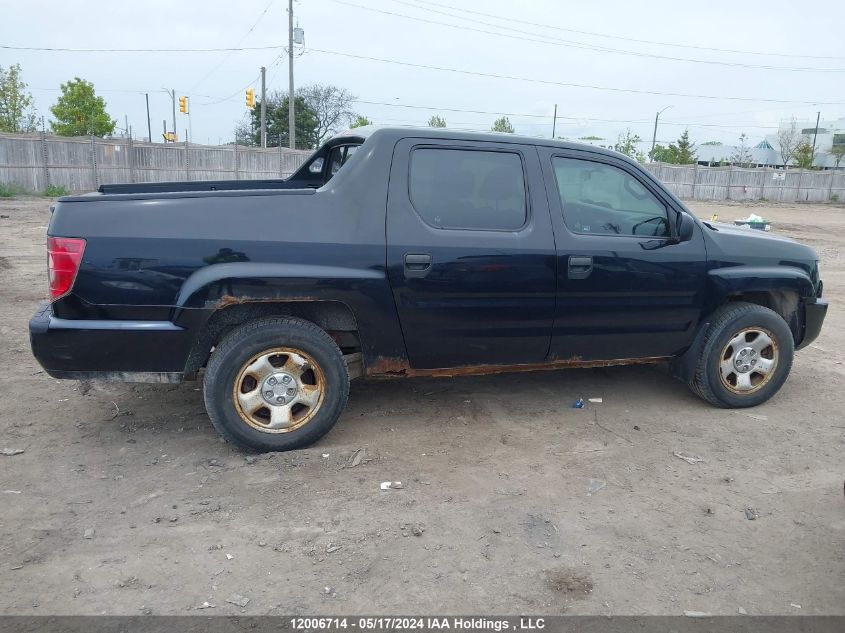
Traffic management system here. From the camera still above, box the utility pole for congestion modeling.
[650,105,672,160]
[288,0,295,150]
[260,66,267,148]
[552,104,557,139]
[145,93,152,143]
[810,111,821,166]
[164,88,176,142]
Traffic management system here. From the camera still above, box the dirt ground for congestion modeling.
[0,197,843,616]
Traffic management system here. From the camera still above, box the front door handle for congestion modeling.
[568,255,593,279]
[404,253,432,278]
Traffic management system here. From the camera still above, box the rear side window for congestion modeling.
[409,148,527,230]
[552,157,669,237]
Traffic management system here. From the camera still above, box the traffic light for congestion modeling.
[246,88,255,109]
[178,96,188,114]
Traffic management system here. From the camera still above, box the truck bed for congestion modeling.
[98,178,305,195]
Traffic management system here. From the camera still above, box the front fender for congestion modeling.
[707,265,815,301]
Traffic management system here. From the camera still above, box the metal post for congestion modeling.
[692,162,698,200]
[170,89,176,142]
[90,134,99,189]
[185,131,189,181]
[163,119,167,142]
[128,136,135,183]
[650,111,659,160]
[279,139,283,177]
[650,106,672,161]
[260,66,267,148]
[810,111,821,167]
[288,0,295,150]
[39,127,50,190]
[187,97,192,144]
[551,104,557,139]
[145,93,152,143]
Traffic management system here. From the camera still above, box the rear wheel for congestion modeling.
[203,316,349,452]
[689,302,794,408]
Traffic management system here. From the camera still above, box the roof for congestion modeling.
[333,125,631,161]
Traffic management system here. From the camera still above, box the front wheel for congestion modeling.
[689,302,794,408]
[203,316,349,452]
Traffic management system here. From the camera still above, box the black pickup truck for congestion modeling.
[30,126,827,452]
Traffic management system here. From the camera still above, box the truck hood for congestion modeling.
[703,221,817,260]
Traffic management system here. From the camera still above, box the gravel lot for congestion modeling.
[0,197,843,616]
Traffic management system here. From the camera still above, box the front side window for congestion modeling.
[552,157,669,237]
[409,148,527,230]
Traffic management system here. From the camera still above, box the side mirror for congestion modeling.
[677,211,695,243]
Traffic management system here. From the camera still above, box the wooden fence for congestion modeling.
[642,163,845,203]
[2,132,844,201]
[0,132,312,193]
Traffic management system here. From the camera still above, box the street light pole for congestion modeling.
[288,0,295,150]
[260,66,267,148]
[145,93,152,143]
[810,111,821,166]
[650,105,672,161]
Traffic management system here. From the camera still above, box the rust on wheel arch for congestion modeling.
[365,355,670,378]
[213,295,321,309]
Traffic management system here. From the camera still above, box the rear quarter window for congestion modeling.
[409,148,527,231]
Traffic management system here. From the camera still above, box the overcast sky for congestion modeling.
[4,0,845,148]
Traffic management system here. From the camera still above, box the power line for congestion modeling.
[1,44,284,53]
[310,48,845,105]
[329,0,845,73]
[404,0,845,61]
[353,100,779,128]
[188,0,278,92]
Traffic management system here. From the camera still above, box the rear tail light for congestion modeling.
[48,237,86,300]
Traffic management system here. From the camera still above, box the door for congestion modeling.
[540,149,708,361]
[386,139,556,369]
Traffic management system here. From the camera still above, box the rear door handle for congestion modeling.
[568,255,593,279]
[404,253,432,278]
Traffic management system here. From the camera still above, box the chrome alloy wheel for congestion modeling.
[719,327,778,394]
[232,347,325,432]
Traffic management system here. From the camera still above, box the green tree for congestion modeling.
[614,129,641,159]
[701,141,722,146]
[0,63,37,133]
[349,115,372,128]
[578,135,604,141]
[830,144,845,170]
[651,144,675,163]
[794,137,815,169]
[653,129,697,164]
[49,78,115,137]
[491,116,514,133]
[428,115,446,128]
[674,129,697,164]
[238,92,320,149]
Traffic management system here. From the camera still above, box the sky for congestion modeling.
[3,0,845,149]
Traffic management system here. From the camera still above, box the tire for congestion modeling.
[203,316,349,452]
[689,302,794,408]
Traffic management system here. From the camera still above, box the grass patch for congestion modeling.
[44,184,70,197]
[0,183,25,198]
